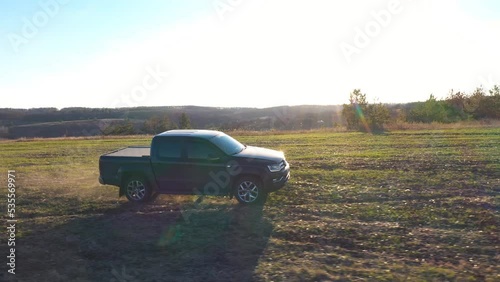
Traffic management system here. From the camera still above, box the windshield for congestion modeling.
[210,133,245,155]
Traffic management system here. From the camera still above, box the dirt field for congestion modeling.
[1,128,499,281]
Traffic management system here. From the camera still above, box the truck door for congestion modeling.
[151,137,189,193]
[184,138,229,195]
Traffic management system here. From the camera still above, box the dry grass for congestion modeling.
[385,119,500,131]
[0,128,498,281]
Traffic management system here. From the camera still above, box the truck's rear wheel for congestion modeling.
[234,176,266,205]
[123,176,152,203]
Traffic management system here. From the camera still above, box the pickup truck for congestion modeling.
[99,130,290,204]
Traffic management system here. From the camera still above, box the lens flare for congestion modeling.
[355,103,371,133]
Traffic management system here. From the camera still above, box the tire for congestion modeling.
[234,176,266,205]
[123,176,152,203]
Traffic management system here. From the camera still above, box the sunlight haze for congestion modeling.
[1,0,499,109]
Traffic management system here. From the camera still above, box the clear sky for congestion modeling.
[1,0,499,109]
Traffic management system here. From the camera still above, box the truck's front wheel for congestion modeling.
[234,176,266,205]
[123,176,152,203]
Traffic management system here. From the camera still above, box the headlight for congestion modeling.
[268,163,282,172]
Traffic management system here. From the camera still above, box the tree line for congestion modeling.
[1,88,498,138]
[342,85,500,132]
[102,112,192,135]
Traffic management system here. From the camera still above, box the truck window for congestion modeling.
[186,140,221,160]
[157,139,182,159]
[210,133,245,155]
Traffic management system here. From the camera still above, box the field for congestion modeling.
[1,128,499,281]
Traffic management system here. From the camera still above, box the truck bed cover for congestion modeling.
[103,146,150,157]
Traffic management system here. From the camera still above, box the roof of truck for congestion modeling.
[155,129,223,139]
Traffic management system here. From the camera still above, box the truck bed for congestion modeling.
[103,146,150,157]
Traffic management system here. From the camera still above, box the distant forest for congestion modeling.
[0,105,343,139]
[1,85,498,139]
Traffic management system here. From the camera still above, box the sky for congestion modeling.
[1,0,500,109]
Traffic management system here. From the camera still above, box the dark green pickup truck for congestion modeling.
[99,130,290,204]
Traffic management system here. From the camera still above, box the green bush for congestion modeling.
[342,89,390,132]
